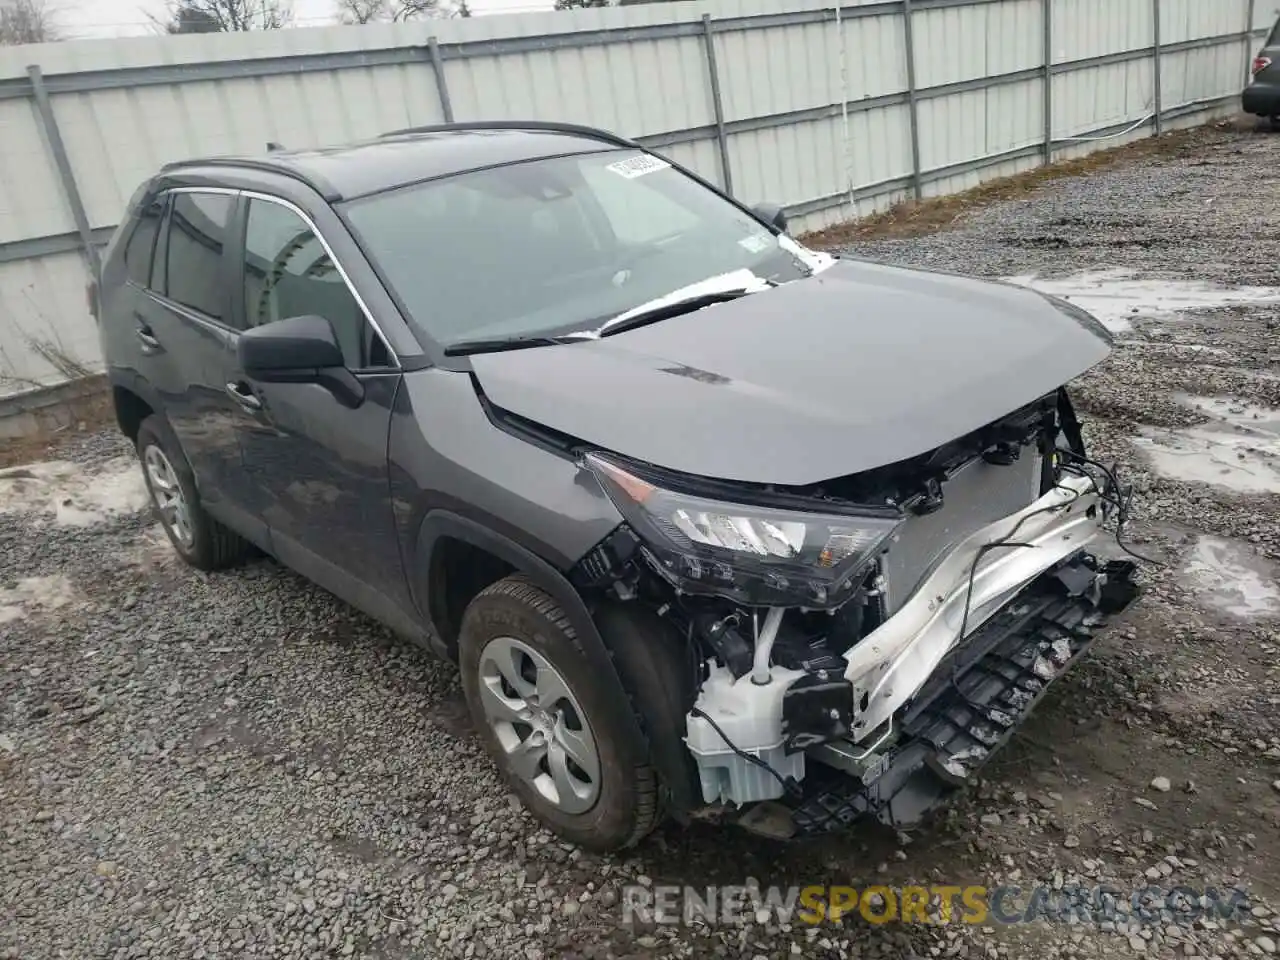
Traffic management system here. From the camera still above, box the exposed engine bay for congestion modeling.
[572,387,1142,835]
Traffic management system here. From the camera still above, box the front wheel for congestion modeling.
[458,575,660,851]
[135,415,251,571]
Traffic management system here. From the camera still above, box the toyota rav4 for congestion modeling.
[96,121,1139,851]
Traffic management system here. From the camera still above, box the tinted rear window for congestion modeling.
[123,197,164,288]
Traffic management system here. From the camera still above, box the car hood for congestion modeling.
[469,258,1112,486]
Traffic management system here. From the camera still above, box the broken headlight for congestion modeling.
[584,452,904,608]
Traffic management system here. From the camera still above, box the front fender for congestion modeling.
[412,510,649,761]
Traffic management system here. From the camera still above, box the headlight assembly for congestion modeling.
[584,452,904,608]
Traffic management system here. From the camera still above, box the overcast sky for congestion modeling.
[64,0,555,39]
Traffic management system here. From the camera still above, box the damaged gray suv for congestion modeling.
[96,121,1139,851]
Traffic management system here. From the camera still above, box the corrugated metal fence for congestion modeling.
[0,0,1266,397]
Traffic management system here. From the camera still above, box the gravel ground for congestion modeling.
[3,123,1280,960]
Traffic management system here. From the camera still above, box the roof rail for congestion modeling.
[158,155,342,202]
[379,119,641,152]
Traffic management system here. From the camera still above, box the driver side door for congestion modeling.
[230,193,408,627]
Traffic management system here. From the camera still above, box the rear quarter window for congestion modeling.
[123,196,164,288]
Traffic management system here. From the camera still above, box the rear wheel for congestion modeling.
[458,575,660,851]
[136,415,251,571]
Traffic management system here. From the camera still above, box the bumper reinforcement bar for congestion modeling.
[785,554,1139,836]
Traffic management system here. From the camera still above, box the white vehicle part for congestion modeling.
[683,473,1104,803]
[685,662,806,805]
[750,606,785,685]
[843,473,1104,741]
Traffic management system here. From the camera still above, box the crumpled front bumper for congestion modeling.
[786,550,1138,834]
[842,472,1108,742]
[747,469,1142,836]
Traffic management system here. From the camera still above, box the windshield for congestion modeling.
[341,149,814,347]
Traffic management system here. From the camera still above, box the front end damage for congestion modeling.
[572,388,1141,837]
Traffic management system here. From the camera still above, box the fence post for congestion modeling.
[700,13,733,196]
[428,36,454,123]
[1152,0,1163,137]
[902,0,923,201]
[1245,0,1257,84]
[837,2,854,212]
[26,64,99,282]
[1042,0,1053,165]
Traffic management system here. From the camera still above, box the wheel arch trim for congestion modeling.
[107,367,164,424]
[412,509,648,758]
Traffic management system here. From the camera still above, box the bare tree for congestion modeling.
[0,0,60,45]
[394,0,446,18]
[334,0,382,22]
[557,0,674,5]
[156,0,292,33]
[333,0,465,23]
[164,5,222,32]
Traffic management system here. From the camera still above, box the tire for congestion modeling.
[458,575,660,852]
[135,414,252,571]
[594,602,702,815]
[1270,115,1280,132]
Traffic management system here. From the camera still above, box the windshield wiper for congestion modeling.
[589,290,754,338]
[446,270,774,355]
[581,268,775,339]
[442,333,589,357]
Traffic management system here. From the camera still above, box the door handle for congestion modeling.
[225,381,262,411]
[135,327,162,353]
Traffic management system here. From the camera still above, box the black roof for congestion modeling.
[162,122,636,203]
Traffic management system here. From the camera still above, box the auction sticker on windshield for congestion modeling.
[607,155,672,178]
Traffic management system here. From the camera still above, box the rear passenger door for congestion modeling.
[230,194,407,624]
[132,188,268,545]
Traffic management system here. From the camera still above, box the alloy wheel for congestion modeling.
[143,444,194,549]
[477,636,601,814]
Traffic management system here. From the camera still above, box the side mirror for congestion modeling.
[751,203,788,234]
[239,315,364,408]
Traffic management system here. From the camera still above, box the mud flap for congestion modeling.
[784,555,1139,837]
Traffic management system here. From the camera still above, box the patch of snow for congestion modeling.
[1003,269,1280,333]
[1177,395,1280,438]
[589,269,772,335]
[1229,368,1280,383]
[0,457,149,526]
[1114,340,1231,356]
[1133,424,1280,494]
[1179,536,1280,619]
[0,575,77,624]
[779,234,837,274]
